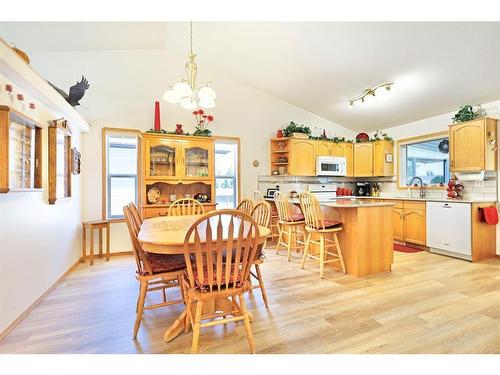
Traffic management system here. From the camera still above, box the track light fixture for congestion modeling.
[348,82,394,108]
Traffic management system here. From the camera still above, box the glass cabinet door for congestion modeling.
[146,140,179,179]
[183,141,213,179]
[9,121,35,189]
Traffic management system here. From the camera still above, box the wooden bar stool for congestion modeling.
[274,192,306,261]
[299,192,346,279]
[82,220,111,265]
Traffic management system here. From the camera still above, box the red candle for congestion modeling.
[154,101,161,131]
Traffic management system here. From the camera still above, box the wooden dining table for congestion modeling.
[138,214,271,342]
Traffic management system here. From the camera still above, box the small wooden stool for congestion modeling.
[82,220,111,265]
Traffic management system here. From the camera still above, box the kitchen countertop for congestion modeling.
[287,197,395,208]
[356,196,497,204]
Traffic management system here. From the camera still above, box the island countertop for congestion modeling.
[287,197,395,208]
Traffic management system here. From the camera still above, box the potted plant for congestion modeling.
[192,109,214,136]
[283,121,312,139]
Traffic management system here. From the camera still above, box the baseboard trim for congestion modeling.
[0,258,82,343]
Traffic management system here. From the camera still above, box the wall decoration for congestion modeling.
[252,160,260,167]
[71,147,81,175]
[48,76,90,107]
[48,119,72,204]
[385,153,393,163]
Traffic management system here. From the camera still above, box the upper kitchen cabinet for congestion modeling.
[354,142,373,177]
[344,143,354,177]
[289,138,316,176]
[182,139,214,181]
[314,141,331,157]
[354,140,394,177]
[373,140,394,177]
[449,117,497,172]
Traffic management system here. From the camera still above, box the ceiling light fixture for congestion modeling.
[348,82,393,108]
[163,22,216,109]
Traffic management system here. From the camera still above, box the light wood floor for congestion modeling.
[1,248,500,354]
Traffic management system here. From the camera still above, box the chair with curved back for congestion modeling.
[236,198,254,215]
[128,202,143,228]
[123,206,186,339]
[299,192,346,279]
[249,200,272,308]
[168,198,205,216]
[182,210,260,353]
[274,191,305,261]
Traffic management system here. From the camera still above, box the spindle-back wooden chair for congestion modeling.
[182,210,260,353]
[249,200,272,308]
[274,191,305,261]
[299,192,346,279]
[123,206,186,339]
[236,198,254,215]
[168,198,205,216]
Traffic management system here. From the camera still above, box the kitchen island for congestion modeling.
[288,198,395,277]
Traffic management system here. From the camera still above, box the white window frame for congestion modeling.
[102,128,140,220]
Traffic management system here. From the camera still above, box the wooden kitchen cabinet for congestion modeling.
[373,140,394,177]
[403,201,426,245]
[354,142,373,177]
[391,200,405,242]
[289,139,316,176]
[314,141,330,157]
[344,142,354,177]
[449,117,497,172]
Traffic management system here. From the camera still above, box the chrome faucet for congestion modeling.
[409,176,427,199]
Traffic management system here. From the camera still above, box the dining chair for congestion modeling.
[123,206,186,339]
[299,192,346,279]
[274,191,305,261]
[236,198,254,215]
[168,198,205,216]
[249,201,272,308]
[128,202,143,228]
[252,190,264,203]
[182,210,260,353]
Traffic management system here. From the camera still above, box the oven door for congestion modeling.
[316,157,346,176]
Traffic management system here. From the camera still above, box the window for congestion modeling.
[103,129,138,219]
[215,138,239,209]
[399,134,450,187]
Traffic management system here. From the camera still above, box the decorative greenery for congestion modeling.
[452,105,486,124]
[309,135,353,143]
[282,121,312,137]
[192,128,212,137]
[371,130,394,142]
[146,129,189,135]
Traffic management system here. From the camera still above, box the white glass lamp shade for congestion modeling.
[173,81,193,98]
[198,97,216,109]
[163,89,181,103]
[180,97,198,109]
[197,86,216,100]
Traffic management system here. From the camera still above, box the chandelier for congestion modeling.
[348,82,393,108]
[163,22,216,109]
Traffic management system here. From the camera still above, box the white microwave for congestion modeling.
[316,156,347,176]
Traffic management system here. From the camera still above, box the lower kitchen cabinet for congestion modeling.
[389,200,426,245]
[403,202,426,245]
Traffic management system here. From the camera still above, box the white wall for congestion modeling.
[0,74,83,333]
[382,99,500,254]
[21,50,355,253]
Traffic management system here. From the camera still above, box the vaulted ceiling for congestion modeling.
[2,22,500,131]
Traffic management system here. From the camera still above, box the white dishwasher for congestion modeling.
[426,201,472,260]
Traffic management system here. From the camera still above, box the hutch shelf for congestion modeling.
[140,132,216,218]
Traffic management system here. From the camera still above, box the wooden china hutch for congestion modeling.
[139,132,216,218]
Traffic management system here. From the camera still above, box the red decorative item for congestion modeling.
[17,94,24,101]
[5,84,13,93]
[175,124,184,134]
[276,129,284,138]
[356,132,369,142]
[446,175,463,199]
[29,103,36,110]
[154,101,161,131]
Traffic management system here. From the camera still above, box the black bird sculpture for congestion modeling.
[48,76,90,107]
